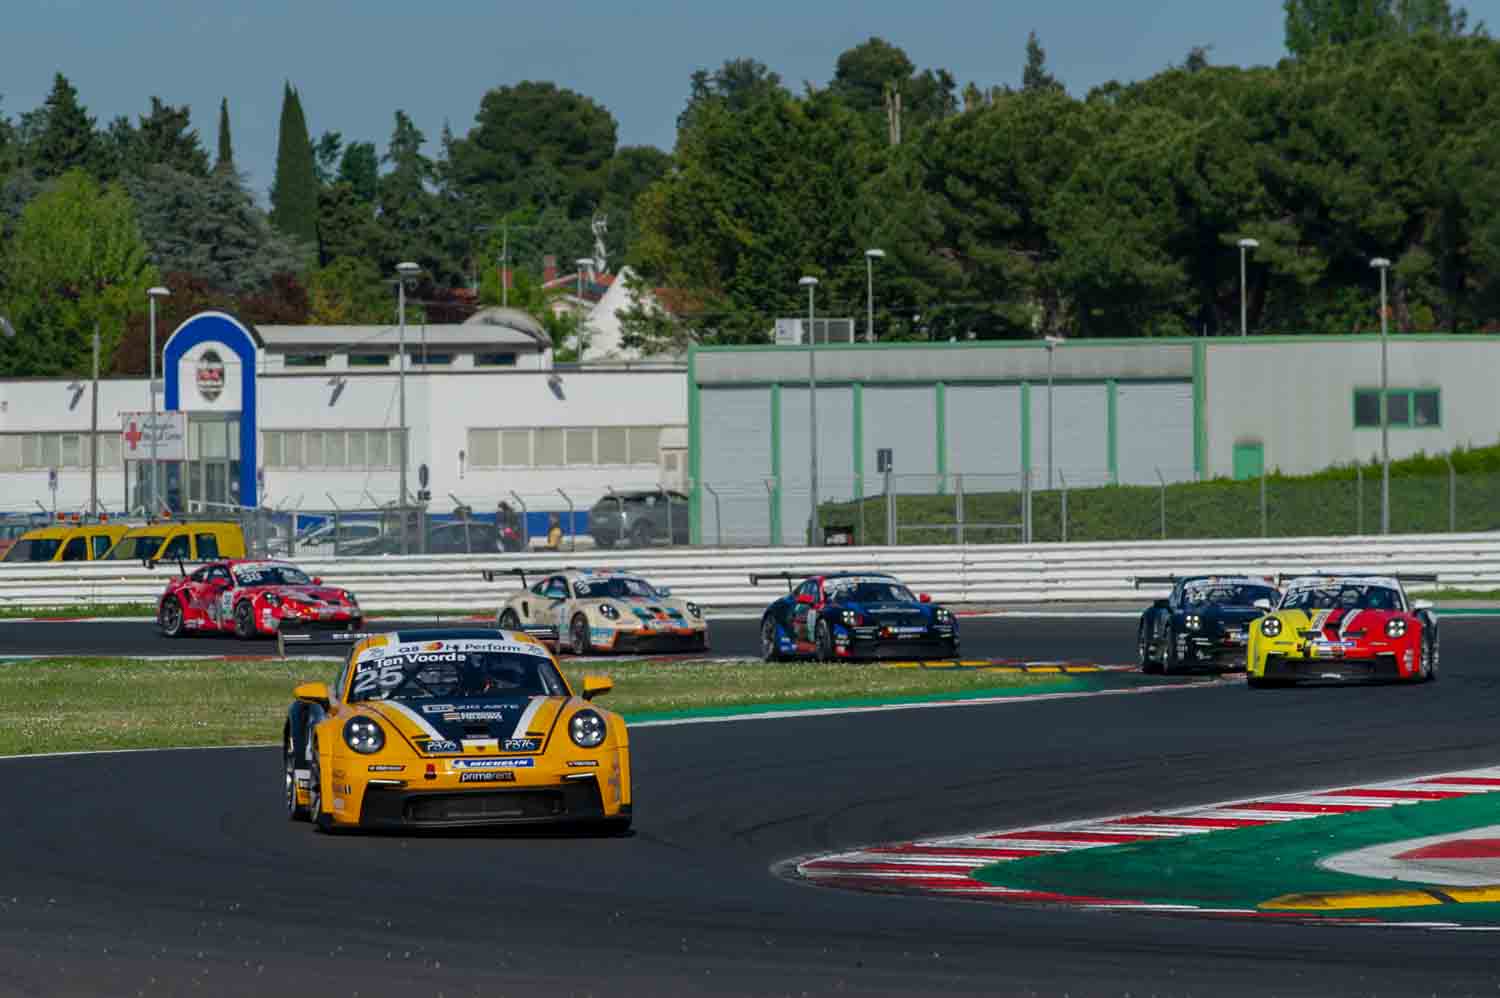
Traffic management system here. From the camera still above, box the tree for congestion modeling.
[1284,0,1473,56]
[448,81,618,220]
[829,38,958,139]
[33,74,99,179]
[1022,31,1064,93]
[269,83,318,253]
[215,97,234,175]
[678,58,787,130]
[127,165,307,293]
[307,256,391,323]
[317,181,387,267]
[313,130,343,186]
[337,141,378,202]
[0,169,156,376]
[132,97,209,176]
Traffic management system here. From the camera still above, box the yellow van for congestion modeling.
[1,521,130,563]
[102,520,246,563]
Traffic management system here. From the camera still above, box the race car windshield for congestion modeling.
[1182,582,1279,606]
[1280,585,1404,612]
[103,535,163,560]
[2,538,61,562]
[350,649,568,702]
[234,565,312,587]
[575,577,660,599]
[827,581,916,604]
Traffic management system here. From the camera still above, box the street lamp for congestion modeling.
[0,315,14,339]
[1371,256,1392,534]
[799,276,820,545]
[1237,238,1259,337]
[396,261,421,554]
[1042,335,1065,490]
[864,248,885,343]
[147,286,170,514]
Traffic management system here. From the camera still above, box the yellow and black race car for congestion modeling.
[281,627,631,833]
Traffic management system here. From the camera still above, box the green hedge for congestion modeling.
[820,446,1500,545]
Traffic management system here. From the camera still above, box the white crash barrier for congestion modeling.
[0,532,1496,612]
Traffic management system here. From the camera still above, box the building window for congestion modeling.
[285,354,328,368]
[463,425,679,468]
[408,351,452,365]
[262,429,402,469]
[349,354,389,367]
[1354,389,1440,429]
[476,352,517,367]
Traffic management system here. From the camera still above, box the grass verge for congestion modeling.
[0,656,1101,756]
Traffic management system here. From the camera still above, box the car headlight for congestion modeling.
[1260,616,1282,638]
[569,710,606,748]
[263,593,280,606]
[598,603,619,620]
[1386,618,1408,639]
[343,716,385,754]
[934,608,952,623]
[1185,614,1201,631]
[686,601,702,619]
[841,610,859,625]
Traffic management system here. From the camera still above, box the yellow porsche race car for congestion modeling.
[484,566,708,654]
[281,627,632,833]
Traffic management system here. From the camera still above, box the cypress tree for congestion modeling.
[34,73,100,179]
[214,97,234,175]
[269,82,318,252]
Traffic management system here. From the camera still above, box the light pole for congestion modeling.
[864,248,885,343]
[1237,238,1258,337]
[800,276,820,545]
[1043,335,1065,490]
[0,315,14,339]
[147,286,170,514]
[1371,256,1392,534]
[396,262,421,554]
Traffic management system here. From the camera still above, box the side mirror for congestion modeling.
[1253,599,1273,612]
[1412,599,1434,611]
[918,593,932,604]
[312,577,323,586]
[657,587,672,597]
[293,681,331,707]
[581,676,613,700]
[795,593,815,605]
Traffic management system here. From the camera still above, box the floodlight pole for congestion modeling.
[1372,256,1392,534]
[801,276,820,545]
[1238,238,1258,337]
[864,248,884,343]
[147,286,170,514]
[396,261,421,555]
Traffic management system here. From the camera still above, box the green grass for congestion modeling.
[822,445,1500,544]
[0,602,155,619]
[0,657,1075,756]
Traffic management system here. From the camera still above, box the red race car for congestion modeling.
[156,559,363,640]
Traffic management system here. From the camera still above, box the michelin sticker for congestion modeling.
[452,758,534,769]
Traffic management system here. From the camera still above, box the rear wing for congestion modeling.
[480,566,568,588]
[1275,571,1440,586]
[748,570,821,593]
[143,557,216,574]
[276,619,453,658]
[1131,576,1178,588]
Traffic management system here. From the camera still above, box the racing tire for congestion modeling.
[1163,633,1182,676]
[760,616,783,662]
[158,597,185,638]
[284,740,309,822]
[233,601,257,640]
[571,614,594,655]
[815,620,836,663]
[309,739,336,834]
[499,609,522,632]
[1138,623,1161,674]
[1246,675,1284,690]
[1421,632,1439,683]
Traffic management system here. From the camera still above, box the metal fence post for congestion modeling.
[1355,465,1363,536]
[664,482,675,546]
[955,473,965,546]
[1058,471,1068,545]
[885,468,895,547]
[509,490,529,549]
[1447,455,1456,533]
[702,482,723,548]
[1260,470,1267,539]
[556,488,576,552]
[1155,467,1167,540]
[1022,470,1032,544]
[764,478,778,547]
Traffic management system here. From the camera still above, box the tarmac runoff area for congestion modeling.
[793,765,1500,928]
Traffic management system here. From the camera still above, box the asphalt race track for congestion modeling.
[4,616,1500,996]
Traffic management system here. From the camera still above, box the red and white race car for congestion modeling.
[156,559,362,639]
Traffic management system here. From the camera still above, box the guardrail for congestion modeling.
[1,532,1497,613]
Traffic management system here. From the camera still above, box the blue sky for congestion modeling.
[5,0,1497,199]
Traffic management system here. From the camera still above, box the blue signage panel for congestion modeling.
[162,311,263,508]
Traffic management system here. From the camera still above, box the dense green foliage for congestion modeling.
[4,12,1500,373]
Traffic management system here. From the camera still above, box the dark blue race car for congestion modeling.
[1135,574,1280,674]
[752,571,959,662]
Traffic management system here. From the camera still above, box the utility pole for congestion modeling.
[89,319,100,516]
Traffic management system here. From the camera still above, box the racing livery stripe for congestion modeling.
[375,700,446,741]
[511,696,546,739]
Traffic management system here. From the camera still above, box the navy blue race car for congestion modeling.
[751,571,959,662]
[1135,574,1280,674]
